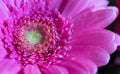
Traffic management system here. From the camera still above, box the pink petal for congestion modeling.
[3,0,20,12]
[0,59,21,74]
[71,29,117,54]
[0,0,9,22]
[24,65,41,74]
[100,42,117,54]
[0,25,4,39]
[75,58,97,74]
[40,66,50,74]
[71,29,118,54]
[3,0,46,17]
[3,0,16,7]
[60,0,91,18]
[0,46,7,62]
[72,7,118,33]
[114,33,120,46]
[0,26,7,61]
[92,0,109,7]
[56,58,89,74]
[28,0,46,10]
[71,30,115,46]
[3,0,24,18]
[69,46,110,66]
[20,0,32,14]
[14,0,22,8]
[47,0,63,10]
[48,65,68,74]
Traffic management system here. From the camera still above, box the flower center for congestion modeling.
[6,8,72,66]
[26,30,42,45]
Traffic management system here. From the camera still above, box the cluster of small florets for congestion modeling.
[7,9,72,66]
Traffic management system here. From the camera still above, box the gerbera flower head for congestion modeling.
[0,0,120,74]
[12,6,72,66]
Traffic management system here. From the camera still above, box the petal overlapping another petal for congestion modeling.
[72,7,118,34]
[55,58,89,74]
[0,59,21,74]
[68,46,110,66]
[59,0,91,18]
[48,65,69,74]
[24,65,41,74]
[0,0,9,23]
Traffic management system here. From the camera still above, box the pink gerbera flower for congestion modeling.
[0,0,120,74]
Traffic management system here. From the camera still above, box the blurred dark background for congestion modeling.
[98,0,120,74]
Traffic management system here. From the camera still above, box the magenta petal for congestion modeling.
[92,0,109,7]
[0,29,7,62]
[71,30,118,54]
[0,59,21,74]
[76,58,97,74]
[100,42,117,54]
[72,30,119,54]
[3,0,16,7]
[48,0,63,10]
[48,65,68,74]
[3,0,19,11]
[0,46,7,62]
[24,65,41,74]
[60,0,90,17]
[56,58,89,74]
[72,7,118,32]
[69,46,110,66]
[0,0,9,22]
[71,30,115,46]
[114,33,120,46]
[2,0,24,18]
[0,25,4,39]
[14,0,22,8]
[40,66,50,74]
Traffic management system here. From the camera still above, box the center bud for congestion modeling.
[26,30,42,45]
